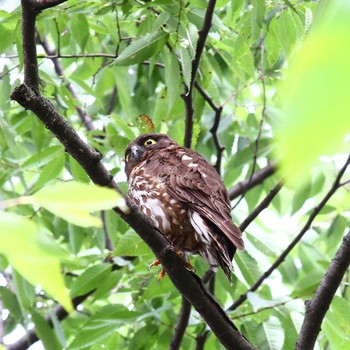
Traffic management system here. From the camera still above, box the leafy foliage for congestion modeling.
[0,0,349,349]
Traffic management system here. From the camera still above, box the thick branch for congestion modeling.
[11,85,111,188]
[229,154,350,311]
[295,230,350,350]
[183,0,217,148]
[21,0,40,90]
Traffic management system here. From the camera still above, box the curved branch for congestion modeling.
[229,154,350,311]
[10,2,255,349]
[295,230,350,350]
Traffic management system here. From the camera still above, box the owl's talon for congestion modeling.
[183,261,196,273]
[157,268,166,283]
[149,259,160,270]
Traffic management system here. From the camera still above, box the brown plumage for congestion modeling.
[124,133,243,283]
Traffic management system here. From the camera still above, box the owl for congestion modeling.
[124,133,243,283]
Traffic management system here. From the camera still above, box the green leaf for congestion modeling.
[68,304,140,350]
[256,316,284,350]
[235,251,260,286]
[276,0,350,185]
[33,181,128,227]
[180,46,192,89]
[70,264,112,298]
[324,297,350,349]
[11,269,36,312]
[115,30,169,66]
[251,0,265,42]
[21,145,63,170]
[163,49,181,114]
[32,153,65,191]
[31,310,60,350]
[129,324,158,350]
[277,11,298,57]
[115,230,151,256]
[70,14,89,51]
[0,212,72,311]
[0,286,22,321]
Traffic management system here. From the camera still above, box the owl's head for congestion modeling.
[124,133,176,178]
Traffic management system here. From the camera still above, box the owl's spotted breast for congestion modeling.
[129,163,201,253]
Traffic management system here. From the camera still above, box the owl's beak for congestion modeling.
[130,145,142,162]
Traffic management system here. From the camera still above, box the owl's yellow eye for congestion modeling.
[144,138,157,146]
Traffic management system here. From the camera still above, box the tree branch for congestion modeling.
[169,297,192,350]
[21,0,40,91]
[229,154,350,311]
[183,0,217,148]
[239,180,283,232]
[295,230,350,350]
[10,2,256,349]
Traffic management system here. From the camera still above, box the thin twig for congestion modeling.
[169,297,192,350]
[229,154,350,311]
[210,105,225,173]
[228,161,277,200]
[239,180,283,232]
[183,0,217,148]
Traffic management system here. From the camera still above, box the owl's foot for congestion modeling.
[149,255,195,282]
[148,260,166,282]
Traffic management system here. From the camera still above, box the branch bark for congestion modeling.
[295,230,350,350]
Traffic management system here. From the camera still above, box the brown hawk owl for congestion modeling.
[124,133,244,283]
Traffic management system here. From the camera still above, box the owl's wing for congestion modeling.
[162,148,244,251]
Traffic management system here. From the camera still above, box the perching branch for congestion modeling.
[183,0,217,148]
[10,2,255,350]
[295,230,350,350]
[229,154,350,311]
